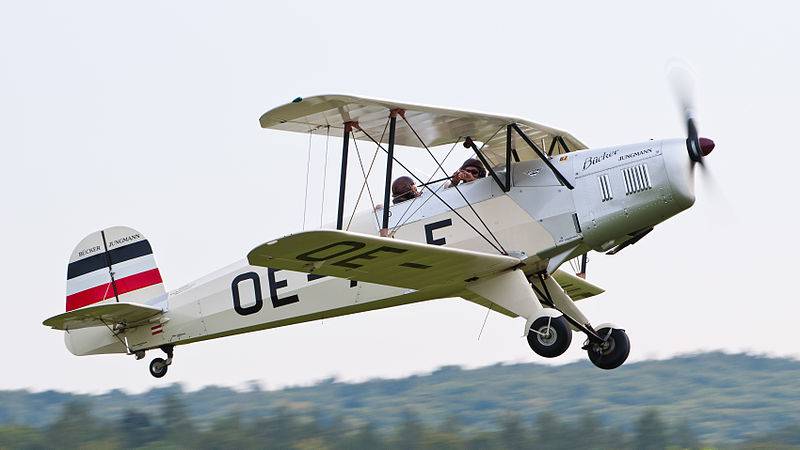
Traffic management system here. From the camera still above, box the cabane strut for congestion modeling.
[331,114,575,253]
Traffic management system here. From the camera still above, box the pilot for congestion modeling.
[445,158,486,188]
[392,176,421,204]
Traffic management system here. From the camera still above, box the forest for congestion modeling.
[1,352,799,449]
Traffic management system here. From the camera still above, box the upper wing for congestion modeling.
[259,94,587,164]
[247,230,521,291]
[43,302,163,331]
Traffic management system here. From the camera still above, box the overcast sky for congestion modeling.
[1,1,797,393]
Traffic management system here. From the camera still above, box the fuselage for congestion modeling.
[67,138,695,356]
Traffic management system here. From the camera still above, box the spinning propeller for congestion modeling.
[668,62,715,166]
[667,61,737,221]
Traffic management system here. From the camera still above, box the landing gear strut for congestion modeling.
[466,269,629,369]
[148,345,173,378]
[529,273,630,370]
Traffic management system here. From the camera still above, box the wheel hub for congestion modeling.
[536,326,557,346]
[591,337,616,356]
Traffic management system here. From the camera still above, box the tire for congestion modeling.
[149,357,168,378]
[587,328,630,370]
[527,315,572,358]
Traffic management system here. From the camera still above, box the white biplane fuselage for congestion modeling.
[47,93,715,376]
[66,138,694,357]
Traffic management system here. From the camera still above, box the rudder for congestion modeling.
[66,226,167,312]
[64,226,167,356]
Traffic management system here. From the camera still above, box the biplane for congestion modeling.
[44,93,714,378]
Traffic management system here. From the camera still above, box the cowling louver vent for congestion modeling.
[623,164,652,195]
[598,174,613,201]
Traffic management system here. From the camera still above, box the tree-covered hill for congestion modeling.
[2,352,799,445]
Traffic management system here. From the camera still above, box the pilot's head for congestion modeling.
[392,176,419,204]
[460,158,486,178]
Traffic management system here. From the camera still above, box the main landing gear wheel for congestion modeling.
[527,315,572,358]
[149,358,168,378]
[587,327,630,370]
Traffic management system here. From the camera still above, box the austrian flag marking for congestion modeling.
[151,324,163,335]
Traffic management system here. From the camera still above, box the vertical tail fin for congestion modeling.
[66,226,167,312]
[63,226,167,356]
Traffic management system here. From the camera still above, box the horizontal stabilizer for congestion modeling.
[248,230,521,291]
[43,302,163,331]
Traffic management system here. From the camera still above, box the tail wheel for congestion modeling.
[587,327,630,370]
[527,315,572,358]
[149,357,168,378]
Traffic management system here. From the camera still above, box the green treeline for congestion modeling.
[0,396,703,449]
[2,397,800,449]
[2,353,800,448]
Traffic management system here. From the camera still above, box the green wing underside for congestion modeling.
[248,230,604,319]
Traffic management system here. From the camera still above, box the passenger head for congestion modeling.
[460,158,486,179]
[392,176,419,204]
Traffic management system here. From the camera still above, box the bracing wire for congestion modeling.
[99,316,130,352]
[355,127,504,254]
[320,125,330,228]
[392,181,442,234]
[347,132,381,230]
[401,116,507,254]
[347,120,389,230]
[390,138,463,232]
[477,302,494,341]
[568,257,579,273]
[390,126,506,235]
[471,124,506,170]
[302,129,313,230]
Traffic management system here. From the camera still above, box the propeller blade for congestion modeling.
[667,60,703,162]
[667,59,696,118]
[697,162,738,222]
[667,60,729,222]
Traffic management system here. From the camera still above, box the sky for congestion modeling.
[1,1,798,393]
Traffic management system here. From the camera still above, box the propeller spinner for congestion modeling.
[686,116,715,162]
